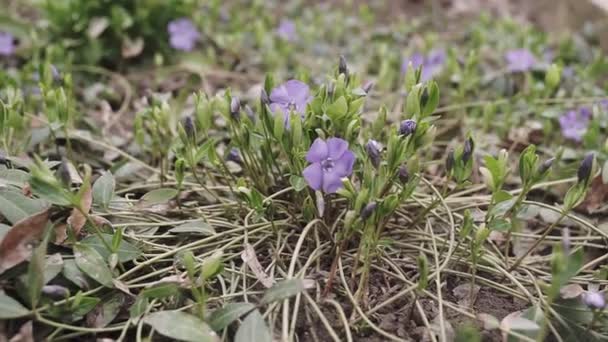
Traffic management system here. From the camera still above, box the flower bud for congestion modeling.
[399,119,417,137]
[577,153,594,184]
[226,148,241,164]
[538,157,554,175]
[365,139,381,169]
[338,55,349,78]
[244,105,256,122]
[57,158,71,187]
[363,81,374,94]
[230,97,241,121]
[462,137,474,164]
[182,116,195,140]
[398,164,409,184]
[260,89,270,107]
[360,201,377,220]
[583,291,606,310]
[42,285,69,298]
[446,149,455,173]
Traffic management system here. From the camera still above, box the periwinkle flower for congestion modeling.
[538,157,555,175]
[360,202,377,220]
[399,119,417,137]
[577,153,594,184]
[182,116,195,139]
[230,97,241,121]
[338,55,349,78]
[365,139,382,168]
[168,18,200,51]
[462,137,474,164]
[559,107,592,142]
[276,19,297,42]
[362,81,374,94]
[269,80,312,127]
[402,49,446,81]
[583,291,606,310]
[0,31,16,56]
[505,49,537,72]
[303,138,355,193]
[226,148,241,164]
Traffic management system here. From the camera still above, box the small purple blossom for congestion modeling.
[583,291,606,310]
[226,148,241,164]
[505,49,537,72]
[276,19,297,42]
[168,18,200,51]
[401,49,446,81]
[558,107,592,142]
[303,138,355,193]
[399,119,417,137]
[0,31,16,56]
[269,80,312,127]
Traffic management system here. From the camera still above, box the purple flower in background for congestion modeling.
[558,107,592,142]
[401,49,446,81]
[269,80,312,126]
[303,138,355,193]
[276,19,297,42]
[505,49,537,72]
[0,31,16,56]
[168,18,200,51]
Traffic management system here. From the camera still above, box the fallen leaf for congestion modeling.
[500,310,539,341]
[477,313,500,330]
[67,183,92,238]
[241,244,274,288]
[560,284,584,299]
[122,36,144,58]
[0,209,50,274]
[452,282,481,307]
[577,176,608,214]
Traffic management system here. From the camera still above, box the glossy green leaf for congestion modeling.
[208,302,255,331]
[81,234,141,262]
[92,171,115,209]
[169,220,215,235]
[63,259,92,289]
[234,310,271,342]
[260,278,312,305]
[139,188,178,205]
[73,243,114,287]
[0,188,47,225]
[144,311,219,342]
[0,292,29,319]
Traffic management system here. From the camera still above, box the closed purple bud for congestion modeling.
[182,116,195,139]
[583,291,606,310]
[226,148,241,164]
[365,139,381,168]
[446,149,455,173]
[339,55,349,78]
[42,285,69,298]
[361,201,377,220]
[538,157,554,174]
[399,119,417,137]
[363,81,374,94]
[577,153,594,183]
[57,158,71,187]
[399,165,410,183]
[462,137,474,164]
[260,89,270,107]
[230,97,241,121]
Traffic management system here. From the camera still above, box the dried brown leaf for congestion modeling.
[0,209,50,274]
[560,284,584,299]
[241,244,274,288]
[67,184,92,238]
[122,37,144,58]
[8,321,33,342]
[577,176,608,214]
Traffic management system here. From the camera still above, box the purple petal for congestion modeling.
[334,150,355,176]
[269,83,291,105]
[277,19,297,41]
[402,53,425,74]
[505,49,536,72]
[306,138,329,163]
[303,163,323,191]
[284,80,310,103]
[322,169,344,193]
[0,31,15,56]
[326,138,348,159]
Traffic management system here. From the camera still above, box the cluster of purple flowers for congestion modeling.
[167,18,200,51]
[401,49,446,82]
[0,31,16,56]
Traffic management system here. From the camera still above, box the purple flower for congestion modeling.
[303,138,355,193]
[399,119,417,136]
[401,49,446,81]
[269,80,312,127]
[558,107,592,142]
[168,18,200,51]
[226,148,241,164]
[277,19,297,42]
[505,49,537,72]
[0,31,16,56]
[583,291,606,310]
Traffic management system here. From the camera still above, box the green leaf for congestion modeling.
[27,238,47,308]
[208,302,255,331]
[487,218,511,232]
[81,234,141,262]
[260,278,312,305]
[139,188,178,205]
[141,283,181,299]
[273,111,284,140]
[70,296,101,320]
[92,171,115,209]
[326,96,348,121]
[0,188,47,225]
[422,82,440,117]
[63,259,92,289]
[0,292,29,319]
[0,169,29,187]
[73,243,114,287]
[169,220,215,235]
[144,311,219,342]
[200,250,223,280]
[234,310,272,342]
[289,175,307,192]
[88,294,123,328]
